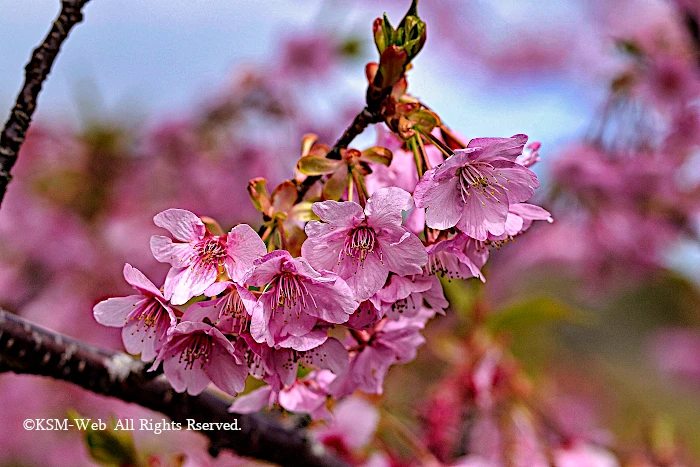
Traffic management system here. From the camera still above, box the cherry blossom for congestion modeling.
[150,208,266,305]
[302,187,428,301]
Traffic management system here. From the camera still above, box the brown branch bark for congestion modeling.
[0,309,351,467]
[0,0,92,206]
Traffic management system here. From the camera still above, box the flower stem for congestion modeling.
[416,127,454,160]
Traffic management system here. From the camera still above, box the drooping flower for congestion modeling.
[331,310,431,397]
[302,187,428,301]
[426,234,490,282]
[414,135,539,240]
[93,264,176,362]
[372,272,448,320]
[244,250,357,349]
[230,370,335,420]
[152,308,248,396]
[150,208,266,305]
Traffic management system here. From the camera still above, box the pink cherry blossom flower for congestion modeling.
[230,370,335,420]
[426,234,490,282]
[414,135,539,240]
[93,264,176,362]
[150,208,266,305]
[372,272,448,320]
[302,187,428,301]
[312,396,380,463]
[152,311,248,396]
[331,311,430,397]
[244,250,357,349]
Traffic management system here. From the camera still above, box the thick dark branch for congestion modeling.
[0,0,91,206]
[0,309,350,467]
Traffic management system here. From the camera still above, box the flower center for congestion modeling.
[342,226,381,263]
[222,289,248,334]
[129,299,165,340]
[196,238,227,266]
[178,332,212,370]
[272,272,316,314]
[457,163,506,205]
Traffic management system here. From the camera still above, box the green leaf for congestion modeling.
[68,411,138,467]
[407,108,439,134]
[247,177,271,213]
[290,201,317,222]
[486,296,593,333]
[322,164,349,200]
[297,155,342,176]
[360,147,393,166]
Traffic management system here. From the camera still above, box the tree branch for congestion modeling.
[296,107,383,201]
[0,309,351,467]
[0,0,92,206]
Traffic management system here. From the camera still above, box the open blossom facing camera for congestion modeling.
[302,187,428,301]
[152,306,248,396]
[414,135,539,240]
[150,208,266,305]
[244,250,358,349]
[93,264,176,362]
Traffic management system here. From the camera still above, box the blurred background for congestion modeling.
[1,0,699,465]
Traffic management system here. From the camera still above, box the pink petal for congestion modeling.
[207,344,248,396]
[339,253,388,302]
[225,224,267,283]
[229,386,274,413]
[467,134,528,161]
[203,281,231,297]
[311,200,365,228]
[365,187,413,230]
[509,203,552,222]
[377,230,427,276]
[153,208,205,242]
[250,299,274,346]
[93,295,143,327]
[304,275,357,324]
[150,235,197,267]
[163,352,211,396]
[244,251,288,287]
[278,384,327,414]
[277,329,328,351]
[490,160,539,203]
[415,175,463,230]
[302,337,348,377]
[300,234,346,272]
[164,263,218,305]
[123,263,162,298]
[456,189,508,240]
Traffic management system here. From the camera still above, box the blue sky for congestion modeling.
[0,1,593,161]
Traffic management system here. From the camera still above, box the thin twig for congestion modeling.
[0,0,92,205]
[0,309,350,467]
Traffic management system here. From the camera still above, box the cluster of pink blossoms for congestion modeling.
[94,133,550,416]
